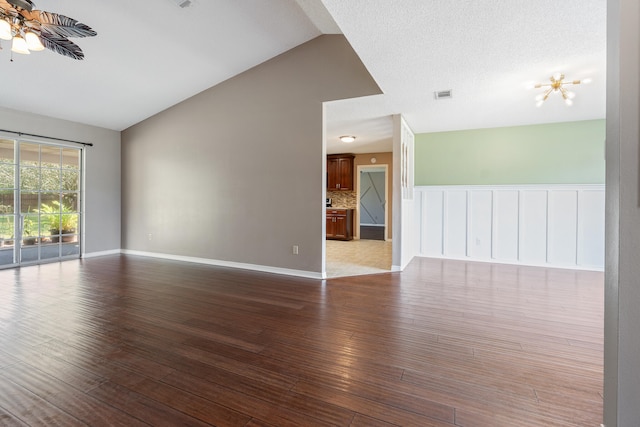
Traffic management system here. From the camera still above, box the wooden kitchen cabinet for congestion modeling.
[327,154,355,191]
[326,208,353,240]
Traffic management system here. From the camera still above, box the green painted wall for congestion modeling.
[414,119,605,185]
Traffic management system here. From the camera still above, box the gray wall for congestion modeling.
[0,107,122,254]
[121,35,381,274]
[605,0,640,425]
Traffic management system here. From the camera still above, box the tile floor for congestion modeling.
[325,238,392,278]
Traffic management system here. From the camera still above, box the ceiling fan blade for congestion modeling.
[39,31,84,60]
[6,0,33,11]
[0,0,17,14]
[21,10,96,38]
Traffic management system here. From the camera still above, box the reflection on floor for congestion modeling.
[0,242,80,267]
[325,238,392,278]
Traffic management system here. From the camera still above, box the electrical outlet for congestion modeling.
[292,245,299,255]
[148,233,152,241]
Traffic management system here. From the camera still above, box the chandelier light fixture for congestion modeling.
[0,0,96,60]
[534,73,591,107]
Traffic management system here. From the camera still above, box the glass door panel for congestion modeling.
[0,138,82,268]
[62,147,79,169]
[20,212,40,263]
[0,214,15,266]
[0,164,13,187]
[19,143,43,264]
[59,147,80,258]
[24,143,81,264]
[0,139,17,268]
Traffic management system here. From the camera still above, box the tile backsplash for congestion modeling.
[327,191,357,209]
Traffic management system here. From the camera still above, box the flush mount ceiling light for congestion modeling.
[534,73,591,107]
[339,135,356,143]
[0,0,96,60]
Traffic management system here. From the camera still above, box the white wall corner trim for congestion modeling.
[392,114,418,271]
[121,250,324,280]
[415,184,605,271]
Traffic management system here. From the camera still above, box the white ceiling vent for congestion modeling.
[168,0,194,8]
[434,90,453,100]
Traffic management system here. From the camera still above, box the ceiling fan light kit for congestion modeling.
[534,73,591,107]
[10,33,27,53]
[0,0,96,60]
[24,29,42,50]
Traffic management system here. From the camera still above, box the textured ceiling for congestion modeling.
[323,0,606,153]
[0,0,606,155]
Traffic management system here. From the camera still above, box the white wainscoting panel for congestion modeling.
[444,191,467,258]
[519,190,548,264]
[493,190,519,261]
[421,190,444,256]
[577,190,605,268]
[415,185,605,270]
[469,191,492,259]
[547,190,579,266]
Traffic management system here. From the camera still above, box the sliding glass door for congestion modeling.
[0,138,82,268]
[0,139,16,267]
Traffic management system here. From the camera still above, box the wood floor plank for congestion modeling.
[0,363,148,427]
[243,419,279,427]
[0,375,86,426]
[88,381,215,427]
[0,255,603,426]
[292,379,456,427]
[0,407,29,427]
[15,352,105,393]
[349,413,401,427]
[160,369,355,427]
[0,348,19,368]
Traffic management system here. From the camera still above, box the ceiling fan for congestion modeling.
[0,0,96,60]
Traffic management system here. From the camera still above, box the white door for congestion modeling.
[358,166,387,240]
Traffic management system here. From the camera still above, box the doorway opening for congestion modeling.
[324,159,392,278]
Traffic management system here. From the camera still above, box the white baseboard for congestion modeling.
[82,249,122,258]
[120,249,324,280]
[417,253,604,272]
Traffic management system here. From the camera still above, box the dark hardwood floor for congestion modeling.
[0,255,603,426]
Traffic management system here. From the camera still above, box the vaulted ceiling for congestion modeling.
[0,0,606,154]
